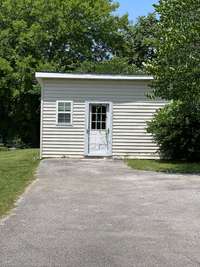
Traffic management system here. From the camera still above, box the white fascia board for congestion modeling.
[35,72,154,82]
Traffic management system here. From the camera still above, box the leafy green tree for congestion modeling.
[76,57,146,75]
[147,0,200,101]
[0,0,129,70]
[0,58,16,143]
[121,13,158,68]
[75,13,159,75]
[147,0,200,161]
[0,0,130,146]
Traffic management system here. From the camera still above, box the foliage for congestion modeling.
[76,57,146,75]
[0,149,39,217]
[0,58,15,143]
[147,0,200,102]
[0,0,130,146]
[147,101,200,161]
[0,0,128,69]
[75,13,159,74]
[0,1,161,148]
[127,159,200,173]
[124,13,158,68]
[146,0,200,161]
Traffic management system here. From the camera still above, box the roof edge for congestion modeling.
[35,72,153,83]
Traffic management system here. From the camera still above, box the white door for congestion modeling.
[87,103,112,156]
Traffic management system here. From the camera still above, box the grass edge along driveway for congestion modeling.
[127,159,200,174]
[0,149,39,217]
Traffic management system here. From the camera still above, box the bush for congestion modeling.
[147,101,200,161]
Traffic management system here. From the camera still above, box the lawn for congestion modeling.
[127,159,200,174]
[0,149,39,217]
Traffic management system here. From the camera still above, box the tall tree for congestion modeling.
[121,13,158,69]
[76,13,158,74]
[147,0,200,102]
[0,58,15,143]
[147,0,200,161]
[0,0,129,146]
[76,57,146,75]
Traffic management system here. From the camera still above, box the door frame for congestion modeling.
[84,101,113,157]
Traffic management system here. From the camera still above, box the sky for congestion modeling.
[116,0,158,22]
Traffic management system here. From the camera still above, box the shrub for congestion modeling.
[147,101,200,161]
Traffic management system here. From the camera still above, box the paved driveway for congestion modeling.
[1,159,200,267]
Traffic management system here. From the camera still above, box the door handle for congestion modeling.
[106,129,109,140]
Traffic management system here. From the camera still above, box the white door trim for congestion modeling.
[84,101,113,157]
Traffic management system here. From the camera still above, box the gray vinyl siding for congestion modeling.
[41,79,165,158]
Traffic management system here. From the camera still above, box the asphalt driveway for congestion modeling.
[1,159,200,267]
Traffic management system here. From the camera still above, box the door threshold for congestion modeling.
[85,155,112,159]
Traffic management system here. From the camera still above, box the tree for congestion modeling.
[76,57,146,75]
[121,13,158,69]
[147,0,200,161]
[76,13,158,75]
[147,0,200,102]
[0,58,16,144]
[0,0,130,146]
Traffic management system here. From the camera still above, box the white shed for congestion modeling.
[36,72,165,159]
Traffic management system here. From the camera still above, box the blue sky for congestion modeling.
[116,0,158,22]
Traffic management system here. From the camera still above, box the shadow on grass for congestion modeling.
[127,159,200,174]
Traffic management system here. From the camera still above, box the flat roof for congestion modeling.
[35,72,153,85]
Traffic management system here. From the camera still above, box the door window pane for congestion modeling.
[97,113,101,121]
[90,104,107,130]
[97,122,101,129]
[102,114,106,122]
[102,106,106,114]
[96,106,101,113]
[92,122,96,130]
[92,114,96,122]
[92,106,96,113]
[102,122,106,130]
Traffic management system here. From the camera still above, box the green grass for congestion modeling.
[0,146,8,152]
[127,159,200,174]
[0,149,39,217]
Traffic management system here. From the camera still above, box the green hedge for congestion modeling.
[147,101,200,161]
